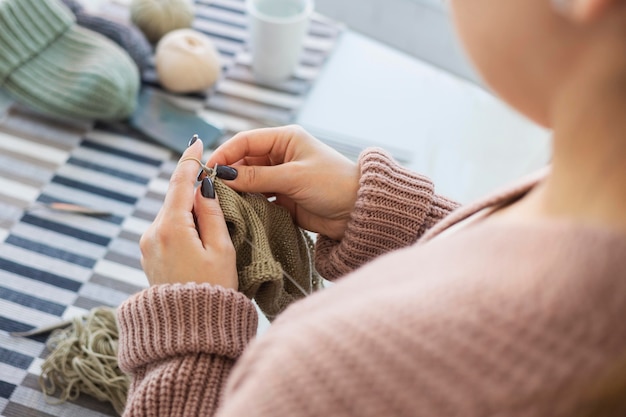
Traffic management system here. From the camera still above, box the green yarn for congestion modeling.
[0,0,139,121]
[130,0,195,43]
[39,308,129,416]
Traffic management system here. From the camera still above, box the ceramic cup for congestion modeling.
[246,0,314,83]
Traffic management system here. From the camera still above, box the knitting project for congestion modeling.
[200,164,322,320]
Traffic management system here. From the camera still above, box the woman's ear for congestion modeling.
[552,0,618,23]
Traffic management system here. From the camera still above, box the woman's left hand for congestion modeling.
[139,139,238,290]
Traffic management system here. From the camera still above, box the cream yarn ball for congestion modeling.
[130,0,195,43]
[155,29,223,93]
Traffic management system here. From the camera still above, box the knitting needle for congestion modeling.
[242,235,311,297]
[9,319,75,337]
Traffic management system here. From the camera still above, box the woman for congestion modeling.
[117,0,626,415]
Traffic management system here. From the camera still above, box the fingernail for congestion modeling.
[188,134,199,147]
[215,165,238,181]
[201,177,215,199]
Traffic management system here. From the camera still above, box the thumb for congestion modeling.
[226,163,294,195]
[194,178,232,249]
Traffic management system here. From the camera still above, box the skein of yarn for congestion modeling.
[39,307,129,415]
[130,0,195,43]
[61,0,153,74]
[155,29,222,93]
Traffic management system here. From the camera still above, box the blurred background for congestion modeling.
[315,0,479,83]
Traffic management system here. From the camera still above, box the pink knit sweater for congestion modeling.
[117,149,626,416]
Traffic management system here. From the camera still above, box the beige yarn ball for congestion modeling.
[155,29,223,93]
[130,0,195,43]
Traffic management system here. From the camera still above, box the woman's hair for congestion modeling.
[575,353,626,417]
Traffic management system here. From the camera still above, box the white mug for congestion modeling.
[246,0,314,83]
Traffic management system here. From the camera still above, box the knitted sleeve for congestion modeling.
[116,284,258,416]
[315,148,460,280]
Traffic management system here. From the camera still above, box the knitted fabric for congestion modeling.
[118,284,258,415]
[316,148,460,280]
[208,170,321,320]
[0,0,139,121]
[60,0,153,74]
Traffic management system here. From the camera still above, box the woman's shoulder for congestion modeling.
[225,220,626,416]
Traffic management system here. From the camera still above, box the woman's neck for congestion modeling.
[504,41,626,232]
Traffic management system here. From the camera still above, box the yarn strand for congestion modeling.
[243,235,310,297]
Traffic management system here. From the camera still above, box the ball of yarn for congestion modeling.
[39,308,129,415]
[155,29,222,93]
[130,0,195,43]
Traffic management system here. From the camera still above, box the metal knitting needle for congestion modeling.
[241,235,310,297]
[9,319,75,337]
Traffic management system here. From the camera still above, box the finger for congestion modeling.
[223,163,295,195]
[207,126,298,167]
[194,178,232,250]
[229,155,272,168]
[243,155,273,167]
[162,139,204,214]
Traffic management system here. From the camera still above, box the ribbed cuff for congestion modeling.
[315,148,459,280]
[0,0,74,84]
[117,284,258,374]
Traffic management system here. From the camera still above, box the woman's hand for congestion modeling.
[207,125,360,241]
[140,139,238,290]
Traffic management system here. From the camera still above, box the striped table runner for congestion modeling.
[0,1,342,415]
[0,109,178,416]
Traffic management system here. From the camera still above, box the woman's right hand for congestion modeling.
[206,125,360,241]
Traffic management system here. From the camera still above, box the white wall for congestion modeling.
[314,0,481,84]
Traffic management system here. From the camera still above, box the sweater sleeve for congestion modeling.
[116,283,258,416]
[315,148,460,280]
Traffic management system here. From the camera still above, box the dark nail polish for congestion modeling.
[215,165,238,181]
[201,177,215,199]
[188,134,199,147]
[197,168,206,182]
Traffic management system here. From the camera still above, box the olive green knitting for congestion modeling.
[206,167,322,320]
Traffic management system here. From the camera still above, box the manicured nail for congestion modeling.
[197,168,206,182]
[201,177,215,199]
[215,165,238,181]
[188,134,199,147]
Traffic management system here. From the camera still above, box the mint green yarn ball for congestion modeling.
[130,0,195,43]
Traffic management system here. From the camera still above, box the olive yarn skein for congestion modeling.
[130,0,195,43]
